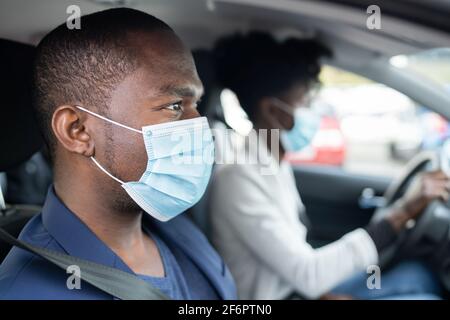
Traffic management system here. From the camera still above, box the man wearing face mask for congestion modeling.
[0,8,236,300]
[208,32,447,300]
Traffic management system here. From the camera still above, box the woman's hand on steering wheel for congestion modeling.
[385,170,450,232]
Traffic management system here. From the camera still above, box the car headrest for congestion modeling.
[0,39,42,171]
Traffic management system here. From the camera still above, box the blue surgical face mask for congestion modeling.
[272,98,320,152]
[76,106,214,222]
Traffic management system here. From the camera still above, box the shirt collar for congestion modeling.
[41,186,133,273]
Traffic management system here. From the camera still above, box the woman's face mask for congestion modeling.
[76,106,215,222]
[271,98,320,152]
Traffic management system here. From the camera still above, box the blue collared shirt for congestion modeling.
[0,187,236,300]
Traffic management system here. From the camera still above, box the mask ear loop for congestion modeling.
[75,105,142,134]
[90,156,125,185]
[268,98,294,131]
[74,105,135,185]
[271,98,296,115]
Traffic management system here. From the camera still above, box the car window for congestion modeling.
[285,64,449,178]
[390,48,450,93]
[218,54,450,179]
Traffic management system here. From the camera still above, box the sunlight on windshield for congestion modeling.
[390,48,450,93]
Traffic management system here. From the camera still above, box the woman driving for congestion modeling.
[208,32,447,300]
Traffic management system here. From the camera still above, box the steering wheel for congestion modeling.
[371,146,450,290]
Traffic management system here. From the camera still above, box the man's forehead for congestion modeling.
[117,63,203,102]
[155,81,204,99]
[125,31,203,99]
[138,58,204,99]
[131,30,194,70]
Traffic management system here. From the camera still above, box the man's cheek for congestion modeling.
[114,134,148,182]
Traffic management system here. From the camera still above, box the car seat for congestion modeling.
[0,39,43,262]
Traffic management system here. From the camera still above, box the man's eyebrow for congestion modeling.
[157,84,204,99]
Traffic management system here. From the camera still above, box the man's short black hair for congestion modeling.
[32,8,172,158]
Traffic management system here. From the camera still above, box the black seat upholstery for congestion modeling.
[0,39,43,262]
[0,39,42,169]
[5,151,52,205]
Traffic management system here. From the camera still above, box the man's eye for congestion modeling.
[166,102,183,112]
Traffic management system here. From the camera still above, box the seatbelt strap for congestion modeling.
[0,228,169,300]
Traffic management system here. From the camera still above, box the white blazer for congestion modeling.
[208,139,378,299]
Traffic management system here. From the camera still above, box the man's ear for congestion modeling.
[51,105,94,157]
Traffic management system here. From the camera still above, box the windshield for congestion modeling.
[390,48,450,94]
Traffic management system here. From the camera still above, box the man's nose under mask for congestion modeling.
[76,106,215,222]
